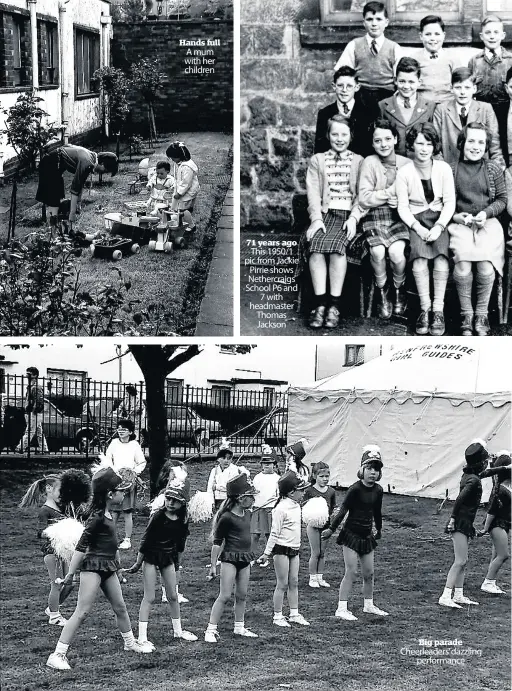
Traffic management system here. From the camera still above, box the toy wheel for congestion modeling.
[89,245,95,257]
[131,243,140,254]
[112,250,123,261]
[149,240,156,251]
[164,242,173,253]
[175,237,185,248]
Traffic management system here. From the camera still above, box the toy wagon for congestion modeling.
[148,210,191,252]
[90,235,140,260]
[104,212,159,246]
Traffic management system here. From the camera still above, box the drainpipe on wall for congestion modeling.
[100,14,112,138]
[28,0,39,90]
[59,1,71,143]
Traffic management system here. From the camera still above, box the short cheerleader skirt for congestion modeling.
[272,544,300,558]
[445,517,476,539]
[336,527,377,555]
[80,555,120,573]
[489,517,511,533]
[220,550,255,565]
[142,550,179,569]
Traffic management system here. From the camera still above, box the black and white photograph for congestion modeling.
[0,0,233,337]
[240,0,512,336]
[0,340,510,690]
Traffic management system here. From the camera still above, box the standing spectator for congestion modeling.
[16,367,48,454]
[118,385,144,436]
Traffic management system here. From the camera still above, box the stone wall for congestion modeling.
[112,20,233,133]
[240,0,503,232]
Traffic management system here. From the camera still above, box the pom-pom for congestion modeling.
[219,437,231,451]
[302,497,329,528]
[59,469,91,511]
[149,493,165,514]
[43,517,84,561]
[188,491,214,522]
[169,465,187,485]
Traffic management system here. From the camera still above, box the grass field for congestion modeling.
[1,458,510,691]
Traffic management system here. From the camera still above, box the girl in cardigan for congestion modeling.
[438,440,489,608]
[105,418,146,550]
[302,115,364,330]
[258,471,310,628]
[358,118,411,319]
[205,474,259,642]
[166,141,200,232]
[126,483,197,650]
[448,123,506,336]
[46,468,149,671]
[396,123,456,336]
[302,462,337,589]
[322,446,388,620]
[478,453,511,595]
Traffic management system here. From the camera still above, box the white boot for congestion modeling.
[309,574,320,588]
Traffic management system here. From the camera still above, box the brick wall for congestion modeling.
[240,0,505,232]
[112,20,233,132]
[1,9,32,88]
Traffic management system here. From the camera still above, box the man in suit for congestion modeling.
[494,66,512,168]
[314,66,379,157]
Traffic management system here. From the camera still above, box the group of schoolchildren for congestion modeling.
[303,2,512,336]
[20,429,511,672]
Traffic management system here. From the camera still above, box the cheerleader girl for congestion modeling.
[479,453,511,595]
[250,448,280,554]
[438,440,489,608]
[322,446,388,620]
[46,467,150,671]
[19,469,90,626]
[165,141,200,232]
[206,447,249,510]
[126,483,197,650]
[205,474,259,642]
[105,418,146,549]
[258,470,310,628]
[302,462,337,588]
[285,439,310,484]
[301,114,364,329]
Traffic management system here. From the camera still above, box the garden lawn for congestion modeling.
[1,458,510,691]
[0,132,232,335]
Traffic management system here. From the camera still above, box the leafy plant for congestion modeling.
[130,58,165,142]
[122,0,146,22]
[92,67,130,156]
[129,134,145,156]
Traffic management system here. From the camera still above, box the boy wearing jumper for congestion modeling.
[494,67,512,168]
[378,57,436,157]
[334,2,403,112]
[468,15,512,108]
[433,67,505,167]
[250,451,279,553]
[415,15,462,104]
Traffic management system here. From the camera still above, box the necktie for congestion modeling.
[403,97,411,109]
[342,103,349,115]
[371,39,378,56]
[430,53,438,60]
[460,107,467,127]
[489,49,498,64]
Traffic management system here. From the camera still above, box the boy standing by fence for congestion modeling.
[16,367,48,454]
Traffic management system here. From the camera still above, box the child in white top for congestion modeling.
[166,141,200,231]
[146,161,174,215]
[250,450,280,553]
[206,448,250,509]
[258,471,310,628]
[105,418,146,550]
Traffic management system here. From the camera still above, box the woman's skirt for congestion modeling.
[448,218,505,276]
[36,149,65,208]
[361,206,410,248]
[409,208,450,261]
[110,484,137,512]
[336,526,377,555]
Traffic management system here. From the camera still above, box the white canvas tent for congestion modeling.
[288,343,511,500]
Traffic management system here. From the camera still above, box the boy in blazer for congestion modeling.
[493,66,512,168]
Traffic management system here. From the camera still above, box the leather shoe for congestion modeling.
[460,313,473,336]
[378,286,392,319]
[430,311,445,336]
[474,314,490,336]
[415,309,430,335]
[308,305,326,329]
[393,286,406,316]
[324,305,340,329]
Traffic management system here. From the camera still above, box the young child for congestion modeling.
[46,467,149,670]
[358,118,411,319]
[448,123,506,336]
[258,470,310,628]
[314,66,379,158]
[433,67,504,166]
[468,15,512,107]
[166,141,200,232]
[322,446,388,620]
[479,453,511,595]
[206,447,250,510]
[378,57,436,158]
[438,441,489,608]
[334,2,403,112]
[494,66,512,168]
[285,439,310,484]
[415,15,462,104]
[205,474,259,642]
[302,115,364,330]
[20,469,91,626]
[126,483,197,650]
[250,448,280,555]
[302,462,337,589]
[146,161,175,216]
[396,123,456,336]
[105,418,146,550]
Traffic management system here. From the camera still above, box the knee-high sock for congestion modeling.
[392,266,406,289]
[475,271,495,315]
[370,256,387,289]
[412,265,431,312]
[432,267,449,312]
[453,272,474,316]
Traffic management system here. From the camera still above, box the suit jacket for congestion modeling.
[494,101,511,168]
[314,97,379,157]
[432,99,505,168]
[378,94,436,157]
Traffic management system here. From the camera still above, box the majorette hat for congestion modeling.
[361,444,383,470]
[92,467,131,494]
[226,474,257,498]
[278,470,309,496]
[465,439,489,467]
[217,437,233,458]
[261,443,276,463]
[164,481,189,503]
[286,438,308,462]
